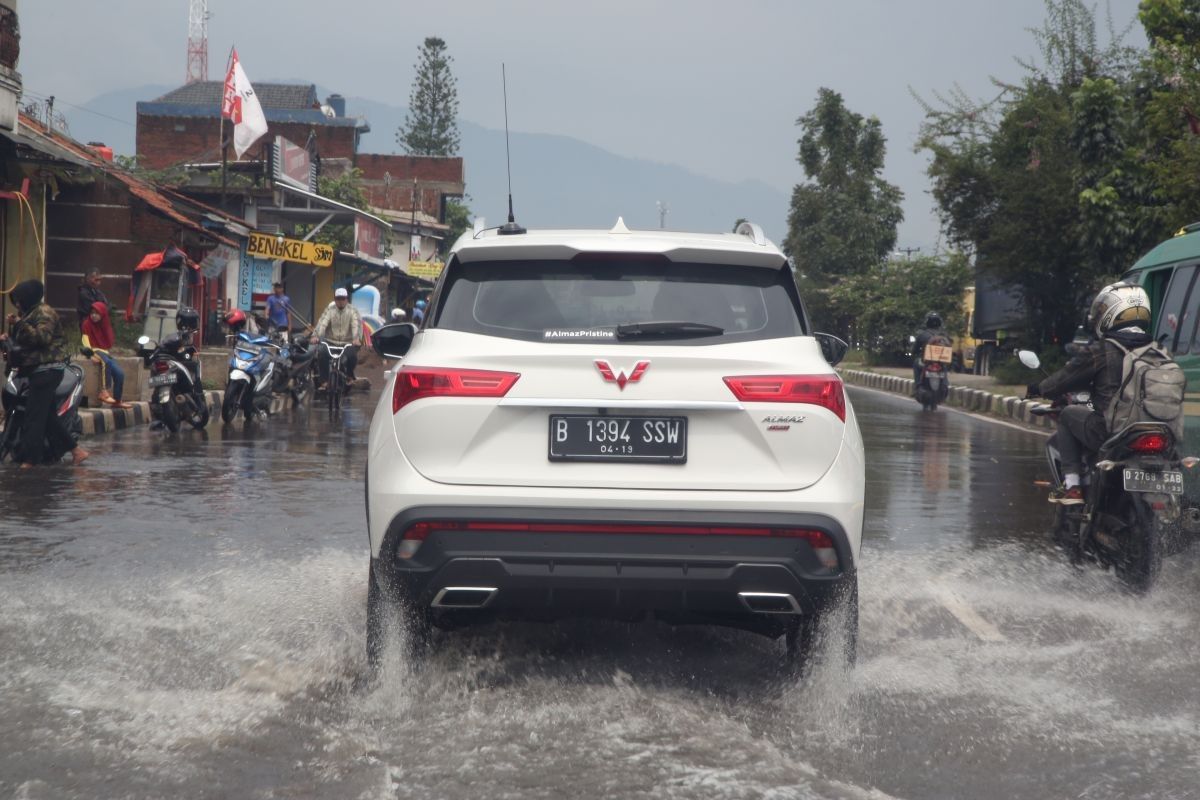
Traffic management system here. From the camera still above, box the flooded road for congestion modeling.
[2,386,1198,799]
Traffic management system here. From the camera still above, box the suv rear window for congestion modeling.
[434,259,807,344]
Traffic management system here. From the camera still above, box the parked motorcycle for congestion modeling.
[0,340,85,464]
[134,334,209,432]
[1020,349,1199,592]
[267,334,316,407]
[222,331,276,423]
[913,334,953,411]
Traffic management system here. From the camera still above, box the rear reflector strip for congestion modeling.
[398,520,839,568]
[722,374,846,421]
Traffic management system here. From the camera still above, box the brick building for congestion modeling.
[136,83,367,171]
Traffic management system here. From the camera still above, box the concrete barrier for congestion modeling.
[78,389,290,435]
[840,368,1047,431]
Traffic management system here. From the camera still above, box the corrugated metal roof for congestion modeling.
[152,81,318,110]
[15,113,238,248]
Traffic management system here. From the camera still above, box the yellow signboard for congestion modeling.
[406,260,445,279]
[247,232,335,268]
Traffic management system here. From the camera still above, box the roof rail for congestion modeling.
[735,221,766,246]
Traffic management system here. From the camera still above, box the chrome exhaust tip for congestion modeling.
[431,586,498,609]
[737,591,802,615]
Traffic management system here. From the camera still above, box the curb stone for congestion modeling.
[839,368,1052,430]
[78,389,290,435]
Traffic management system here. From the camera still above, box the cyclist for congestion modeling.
[311,287,362,390]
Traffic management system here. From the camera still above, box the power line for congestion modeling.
[22,89,134,127]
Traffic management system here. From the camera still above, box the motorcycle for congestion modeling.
[267,333,316,408]
[222,331,276,423]
[134,334,209,432]
[913,334,953,411]
[1020,349,1200,592]
[0,340,85,464]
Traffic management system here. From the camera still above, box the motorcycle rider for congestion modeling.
[913,311,947,391]
[1,280,89,468]
[1026,282,1153,505]
[311,287,362,390]
[413,298,427,326]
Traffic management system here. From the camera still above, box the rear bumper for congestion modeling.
[372,505,856,638]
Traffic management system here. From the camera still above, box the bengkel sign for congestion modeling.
[247,232,334,267]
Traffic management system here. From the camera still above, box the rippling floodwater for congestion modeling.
[1,387,1198,799]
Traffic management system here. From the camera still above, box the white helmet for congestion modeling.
[390,307,407,321]
[1087,281,1151,338]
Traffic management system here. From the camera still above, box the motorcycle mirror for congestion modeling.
[908,335,916,343]
[1018,350,1041,370]
[136,336,151,347]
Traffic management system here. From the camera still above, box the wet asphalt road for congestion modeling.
[1,385,1199,799]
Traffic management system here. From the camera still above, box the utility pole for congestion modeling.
[897,246,921,260]
[656,200,669,229]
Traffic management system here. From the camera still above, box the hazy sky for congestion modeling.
[21,0,1145,251]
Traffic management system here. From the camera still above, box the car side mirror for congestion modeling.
[814,332,849,366]
[371,322,417,359]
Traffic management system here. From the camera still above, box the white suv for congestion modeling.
[366,219,864,669]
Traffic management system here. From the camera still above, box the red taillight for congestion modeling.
[723,374,846,421]
[391,366,520,413]
[152,361,170,374]
[1129,433,1169,454]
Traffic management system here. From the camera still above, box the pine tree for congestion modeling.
[397,37,461,156]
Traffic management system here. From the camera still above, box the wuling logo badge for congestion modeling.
[595,360,650,390]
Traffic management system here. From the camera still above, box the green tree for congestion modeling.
[441,197,472,256]
[305,168,376,254]
[1137,0,1200,229]
[784,88,904,334]
[915,0,1153,344]
[397,37,461,156]
[826,254,971,364]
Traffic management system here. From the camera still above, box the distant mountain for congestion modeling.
[65,87,789,242]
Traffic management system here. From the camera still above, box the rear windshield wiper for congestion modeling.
[615,321,725,339]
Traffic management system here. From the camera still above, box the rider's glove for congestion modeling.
[1025,382,1040,399]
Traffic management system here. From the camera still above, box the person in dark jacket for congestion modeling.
[2,280,89,468]
[77,268,110,326]
[1027,282,1152,504]
[913,311,948,392]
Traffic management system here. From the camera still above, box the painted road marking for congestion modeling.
[930,584,1007,643]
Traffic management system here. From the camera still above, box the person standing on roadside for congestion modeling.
[1,280,89,468]
[265,282,293,338]
[77,268,109,326]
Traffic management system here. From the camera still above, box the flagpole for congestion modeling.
[220,46,235,208]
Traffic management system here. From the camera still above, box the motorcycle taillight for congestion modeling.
[1129,433,1169,454]
[926,363,943,372]
[153,361,170,374]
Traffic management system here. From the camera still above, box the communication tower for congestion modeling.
[186,0,209,84]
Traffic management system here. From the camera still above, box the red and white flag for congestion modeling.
[221,50,268,158]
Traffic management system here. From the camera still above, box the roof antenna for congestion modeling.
[498,63,526,236]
